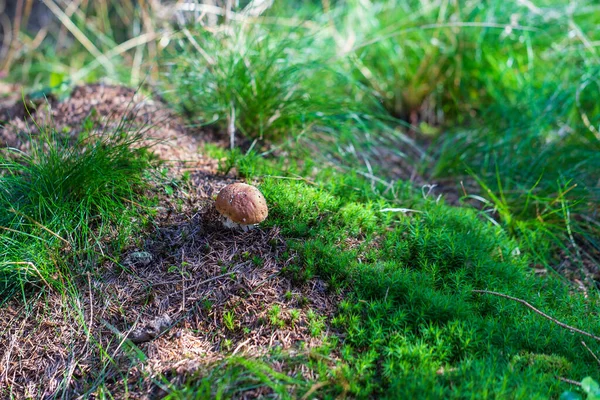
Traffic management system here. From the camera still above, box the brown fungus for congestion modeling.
[215,183,268,230]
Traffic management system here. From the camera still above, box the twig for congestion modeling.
[581,340,600,368]
[232,337,252,355]
[558,376,581,386]
[380,208,423,214]
[167,271,234,298]
[86,272,93,343]
[301,381,330,400]
[473,290,600,342]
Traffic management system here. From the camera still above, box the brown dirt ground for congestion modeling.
[0,84,340,399]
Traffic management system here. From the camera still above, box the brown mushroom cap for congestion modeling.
[215,183,268,225]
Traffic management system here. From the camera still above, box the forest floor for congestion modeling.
[1,2,600,397]
[0,85,345,398]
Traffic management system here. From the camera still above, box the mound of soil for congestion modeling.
[1,84,202,163]
[0,84,340,398]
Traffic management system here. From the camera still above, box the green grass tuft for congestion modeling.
[161,21,374,142]
[0,117,154,300]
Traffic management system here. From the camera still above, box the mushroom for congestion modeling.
[215,183,268,231]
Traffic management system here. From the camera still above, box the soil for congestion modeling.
[0,84,340,398]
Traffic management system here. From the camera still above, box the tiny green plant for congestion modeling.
[201,299,213,311]
[252,256,264,267]
[289,309,301,328]
[306,310,325,337]
[167,263,191,279]
[284,290,293,302]
[223,311,237,332]
[268,305,285,329]
[222,338,233,352]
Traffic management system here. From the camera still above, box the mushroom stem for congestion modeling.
[221,216,256,231]
[222,216,239,229]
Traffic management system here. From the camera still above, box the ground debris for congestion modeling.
[127,314,173,344]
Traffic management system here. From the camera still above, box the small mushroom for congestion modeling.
[215,183,268,231]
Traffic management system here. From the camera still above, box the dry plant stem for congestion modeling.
[87,272,93,343]
[2,262,52,289]
[301,381,330,400]
[180,25,215,65]
[56,0,84,50]
[0,0,23,72]
[138,0,158,81]
[242,0,274,17]
[473,290,600,342]
[9,208,70,245]
[229,102,236,150]
[344,22,537,56]
[41,0,115,74]
[224,0,233,24]
[0,15,13,70]
[0,312,30,385]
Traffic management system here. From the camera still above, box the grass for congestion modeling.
[2,0,600,398]
[0,114,154,301]
[161,20,372,143]
[158,1,600,276]
[1,0,167,93]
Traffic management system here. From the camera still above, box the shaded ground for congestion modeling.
[0,84,339,398]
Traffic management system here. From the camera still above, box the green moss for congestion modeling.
[171,148,600,398]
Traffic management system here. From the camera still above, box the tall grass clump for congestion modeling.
[321,0,600,272]
[162,20,372,142]
[428,3,600,270]
[336,0,588,125]
[0,119,153,301]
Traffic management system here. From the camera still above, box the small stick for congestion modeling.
[167,271,234,297]
[581,340,600,367]
[301,381,330,400]
[232,337,252,355]
[473,290,600,342]
[380,208,423,214]
[224,0,233,24]
[558,376,581,386]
